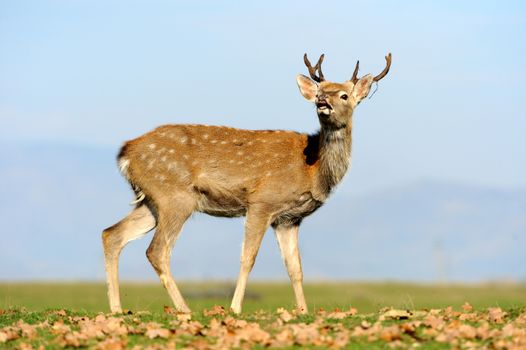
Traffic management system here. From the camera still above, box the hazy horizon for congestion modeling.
[1,1,525,282]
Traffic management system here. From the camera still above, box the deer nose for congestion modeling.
[317,94,327,102]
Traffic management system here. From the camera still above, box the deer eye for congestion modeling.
[340,94,348,100]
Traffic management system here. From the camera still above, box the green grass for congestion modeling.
[1,282,525,349]
[1,281,524,314]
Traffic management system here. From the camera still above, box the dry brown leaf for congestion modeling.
[101,317,128,336]
[381,309,412,320]
[94,337,127,350]
[379,325,402,342]
[178,320,204,336]
[51,320,71,334]
[462,302,473,312]
[54,309,67,317]
[270,329,294,347]
[163,306,177,315]
[177,313,192,322]
[17,342,34,350]
[145,328,170,339]
[203,305,226,317]
[277,308,294,323]
[17,321,38,339]
[488,307,507,323]
[361,320,372,329]
[326,311,347,320]
[424,314,445,330]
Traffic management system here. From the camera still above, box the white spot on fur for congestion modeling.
[203,134,209,139]
[183,154,189,159]
[180,137,187,143]
[147,159,155,169]
[266,171,272,176]
[161,156,167,162]
[236,151,244,156]
[210,140,217,144]
[247,141,253,146]
[140,154,147,160]
[229,159,235,164]
[148,143,156,150]
[237,161,244,165]
[220,141,227,145]
[191,138,196,144]
[169,149,175,154]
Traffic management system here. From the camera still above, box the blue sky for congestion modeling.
[2,1,525,193]
[0,1,525,281]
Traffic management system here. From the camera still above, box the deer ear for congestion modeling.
[352,74,374,105]
[296,74,318,102]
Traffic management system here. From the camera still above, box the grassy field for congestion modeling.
[1,281,525,349]
[1,281,525,313]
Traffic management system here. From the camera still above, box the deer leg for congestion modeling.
[274,224,308,314]
[230,207,271,314]
[102,205,156,313]
[146,198,194,313]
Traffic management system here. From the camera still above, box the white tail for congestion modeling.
[102,53,392,314]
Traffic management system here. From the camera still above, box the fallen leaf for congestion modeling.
[145,328,170,339]
[277,308,294,322]
[462,302,473,312]
[177,313,192,322]
[203,305,226,317]
[488,307,507,323]
[163,306,177,315]
[381,309,412,320]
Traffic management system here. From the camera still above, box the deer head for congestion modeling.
[297,53,392,129]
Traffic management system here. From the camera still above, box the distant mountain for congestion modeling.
[1,142,525,282]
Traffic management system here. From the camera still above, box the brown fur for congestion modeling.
[102,55,389,314]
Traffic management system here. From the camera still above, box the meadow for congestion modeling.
[1,281,525,349]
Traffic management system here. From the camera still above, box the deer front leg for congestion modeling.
[230,207,271,314]
[274,223,308,314]
[102,205,156,313]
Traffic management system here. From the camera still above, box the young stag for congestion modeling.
[102,53,391,314]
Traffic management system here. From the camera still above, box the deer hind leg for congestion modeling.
[146,195,195,313]
[274,224,308,314]
[102,204,156,313]
[230,206,272,314]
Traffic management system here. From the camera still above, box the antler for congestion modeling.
[303,53,325,82]
[373,53,392,82]
[350,53,392,84]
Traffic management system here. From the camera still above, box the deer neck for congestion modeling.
[314,121,353,199]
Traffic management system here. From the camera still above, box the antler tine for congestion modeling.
[303,53,326,83]
[316,54,325,81]
[350,60,360,84]
[373,53,392,82]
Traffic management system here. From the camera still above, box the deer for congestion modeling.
[102,52,392,314]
